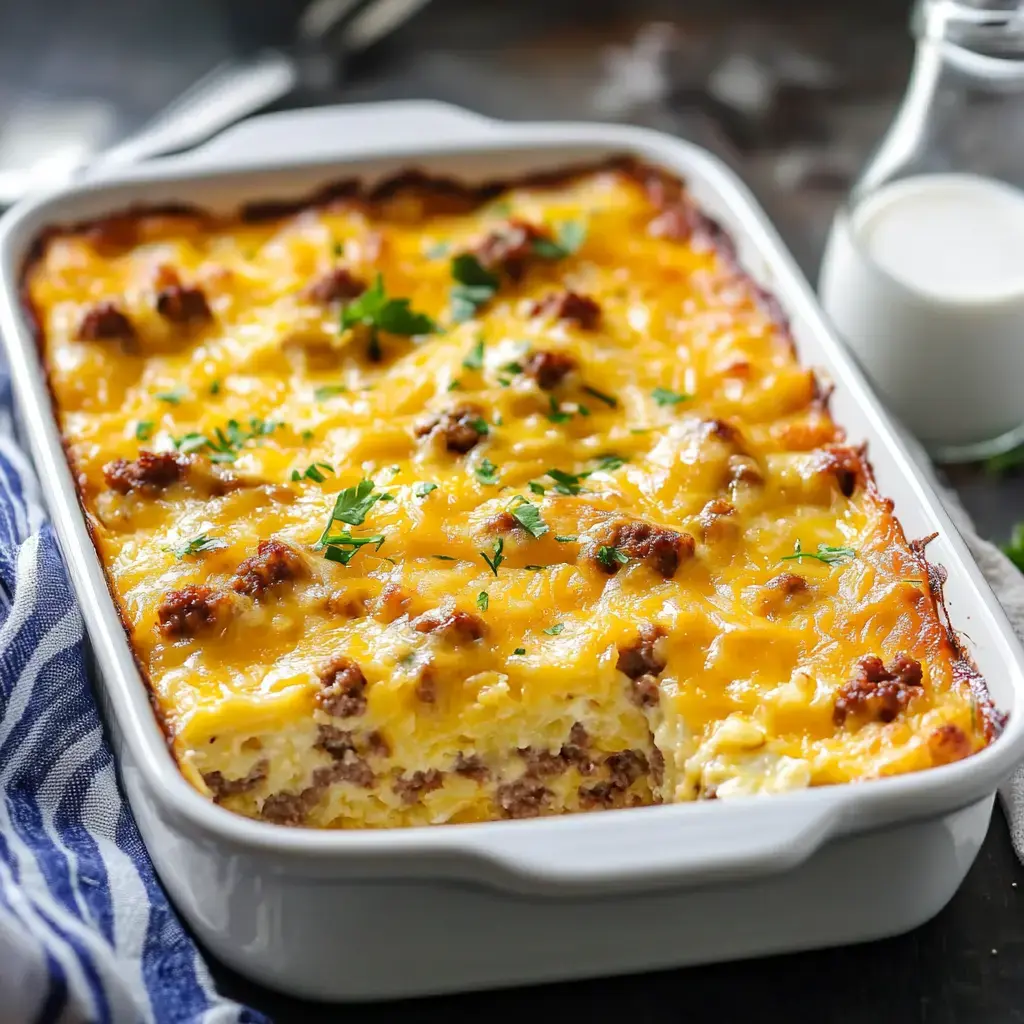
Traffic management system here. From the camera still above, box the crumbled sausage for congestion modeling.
[756,572,812,617]
[605,750,649,790]
[698,498,737,543]
[617,624,667,680]
[560,722,596,774]
[813,446,863,498]
[629,674,661,708]
[203,759,268,801]
[303,267,366,304]
[928,723,973,766]
[316,753,375,789]
[103,451,188,494]
[833,654,924,725]
[414,664,437,703]
[314,724,356,759]
[157,584,231,638]
[496,779,552,819]
[393,769,443,805]
[371,583,410,623]
[727,454,764,486]
[232,539,306,598]
[414,404,487,454]
[261,788,320,826]
[76,301,135,343]
[453,752,489,781]
[156,284,212,325]
[366,730,391,758]
[528,291,601,330]
[605,521,695,579]
[413,605,486,643]
[578,781,617,808]
[522,349,577,390]
[518,747,568,779]
[472,218,553,280]
[316,656,368,718]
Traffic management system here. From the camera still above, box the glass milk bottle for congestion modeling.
[819,0,1024,462]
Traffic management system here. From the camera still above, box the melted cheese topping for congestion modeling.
[26,164,990,828]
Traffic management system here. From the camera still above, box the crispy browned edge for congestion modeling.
[17,154,1002,754]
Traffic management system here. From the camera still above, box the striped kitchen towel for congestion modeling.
[0,383,266,1023]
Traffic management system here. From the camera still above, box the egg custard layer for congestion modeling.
[26,161,993,828]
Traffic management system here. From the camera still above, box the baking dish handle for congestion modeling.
[148,100,504,169]
[451,795,843,896]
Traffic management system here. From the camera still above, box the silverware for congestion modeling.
[1,0,431,202]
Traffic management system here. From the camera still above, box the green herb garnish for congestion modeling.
[209,380,221,395]
[340,273,436,353]
[447,379,463,391]
[582,384,618,408]
[543,623,565,635]
[328,478,385,527]
[481,537,505,576]
[555,535,577,543]
[450,254,500,322]
[170,418,278,463]
[414,482,439,497]
[291,462,334,484]
[462,336,486,371]
[652,386,690,407]
[314,385,347,400]
[546,468,585,495]
[593,453,627,472]
[433,554,458,561]
[167,533,227,560]
[476,591,489,612]
[155,387,187,405]
[780,540,857,565]
[134,421,154,442]
[508,496,549,538]
[321,532,386,565]
[513,647,526,656]
[528,481,546,495]
[532,220,587,260]
[596,545,629,571]
[546,395,573,424]
[474,458,500,486]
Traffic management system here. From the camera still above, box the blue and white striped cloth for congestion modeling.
[0,376,266,1023]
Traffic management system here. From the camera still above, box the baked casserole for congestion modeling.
[24,160,996,828]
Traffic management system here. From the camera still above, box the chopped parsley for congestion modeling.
[593,453,627,472]
[546,468,585,495]
[513,647,526,656]
[300,429,315,442]
[134,421,154,442]
[652,386,690,407]
[414,482,439,497]
[555,535,577,543]
[447,379,463,391]
[314,385,347,400]
[171,418,278,463]
[468,416,490,436]
[155,386,187,405]
[528,481,546,495]
[321,533,386,565]
[433,554,458,561]
[508,496,549,538]
[474,458,500,486]
[462,336,486,371]
[314,478,389,564]
[476,591,489,612]
[340,273,436,347]
[1003,522,1024,573]
[596,545,629,571]
[209,380,221,395]
[500,361,524,375]
[481,537,505,576]
[450,254,500,322]
[780,540,857,565]
[532,220,587,260]
[543,623,565,635]
[291,462,334,484]
[167,533,226,560]
[524,564,545,570]
[582,384,618,408]
[546,395,573,424]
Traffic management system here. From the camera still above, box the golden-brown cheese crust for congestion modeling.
[23,158,995,829]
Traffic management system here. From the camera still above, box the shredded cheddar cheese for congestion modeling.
[24,161,992,828]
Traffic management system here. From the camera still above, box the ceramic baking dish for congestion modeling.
[2,100,1023,1002]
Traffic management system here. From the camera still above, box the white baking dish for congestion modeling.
[2,100,1023,1001]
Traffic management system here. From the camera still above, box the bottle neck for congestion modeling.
[914,0,1024,61]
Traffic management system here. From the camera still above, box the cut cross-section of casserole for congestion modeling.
[24,160,996,827]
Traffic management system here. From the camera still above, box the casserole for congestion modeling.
[1,100,1023,999]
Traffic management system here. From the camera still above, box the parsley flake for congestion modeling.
[593,453,627,472]
[134,421,154,442]
[474,458,500,486]
[582,384,618,408]
[546,468,585,495]
[481,537,504,576]
[652,386,690,407]
[209,380,221,395]
[450,254,499,322]
[447,379,463,392]
[433,554,458,561]
[555,535,578,543]
[547,395,573,424]
[780,540,857,565]
[291,462,334,484]
[543,623,565,635]
[468,417,490,436]
[462,336,486,371]
[508,497,549,538]
[596,545,629,571]
[328,478,385,528]
[167,533,227,560]
[341,272,436,337]
[476,591,489,612]
[528,481,546,495]
[314,385,347,400]
[171,418,279,463]
[532,220,588,260]
[513,647,526,656]
[155,386,187,405]
[414,482,439,497]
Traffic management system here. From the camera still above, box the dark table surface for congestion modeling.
[4,1,1024,1020]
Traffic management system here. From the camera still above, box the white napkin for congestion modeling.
[899,430,1024,856]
